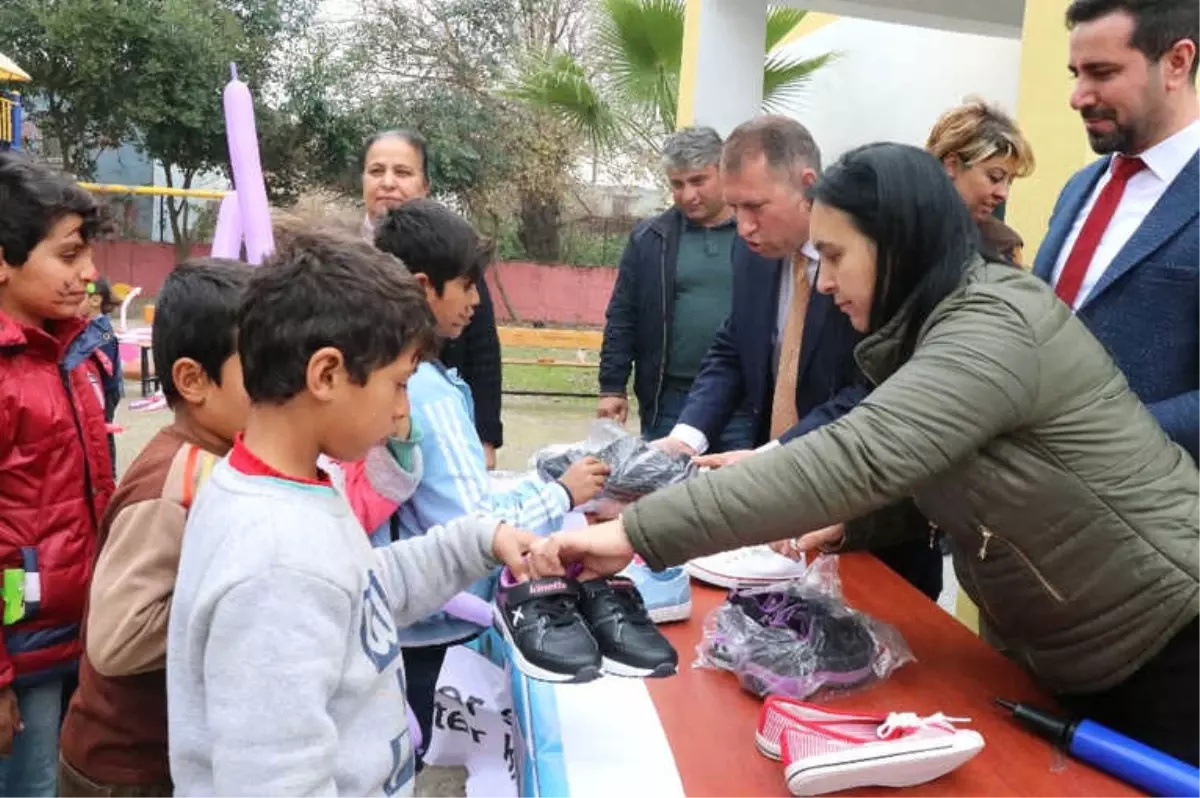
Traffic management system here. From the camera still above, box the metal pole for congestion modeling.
[11,92,21,151]
[78,182,229,200]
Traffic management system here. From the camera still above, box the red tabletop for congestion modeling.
[643,552,1143,797]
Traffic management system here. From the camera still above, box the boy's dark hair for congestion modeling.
[153,258,252,406]
[372,199,491,295]
[1067,0,1199,79]
[239,227,439,403]
[0,151,111,267]
[89,277,117,315]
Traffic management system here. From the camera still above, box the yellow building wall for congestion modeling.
[779,11,839,46]
[676,0,704,129]
[1008,0,1094,262]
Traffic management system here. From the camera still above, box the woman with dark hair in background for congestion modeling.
[926,99,1035,264]
[361,130,505,467]
[536,142,1200,763]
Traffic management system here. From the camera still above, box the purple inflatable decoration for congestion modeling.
[441,592,494,627]
[408,703,423,753]
[209,191,243,259]
[222,64,273,265]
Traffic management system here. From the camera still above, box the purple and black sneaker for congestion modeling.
[716,590,876,697]
[494,569,602,683]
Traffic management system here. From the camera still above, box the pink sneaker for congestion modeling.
[756,696,882,760]
[758,699,984,796]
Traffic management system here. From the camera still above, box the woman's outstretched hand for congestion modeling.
[692,449,756,469]
[767,524,846,561]
[527,519,635,581]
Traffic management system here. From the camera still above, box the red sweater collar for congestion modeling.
[228,433,332,486]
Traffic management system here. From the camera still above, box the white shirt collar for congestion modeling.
[800,241,820,262]
[1125,118,1200,184]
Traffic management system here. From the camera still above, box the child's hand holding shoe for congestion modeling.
[558,457,610,508]
[491,523,543,581]
[525,518,636,581]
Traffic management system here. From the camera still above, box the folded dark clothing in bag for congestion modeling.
[535,432,696,503]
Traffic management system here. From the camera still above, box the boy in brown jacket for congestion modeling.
[58,258,253,796]
[59,249,433,795]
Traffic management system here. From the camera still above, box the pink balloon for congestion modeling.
[442,592,493,627]
[209,191,243,259]
[222,64,273,265]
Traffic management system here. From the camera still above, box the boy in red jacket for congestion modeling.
[0,151,115,796]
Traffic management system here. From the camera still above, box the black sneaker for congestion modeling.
[493,571,602,683]
[577,576,678,679]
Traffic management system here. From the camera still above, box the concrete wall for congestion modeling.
[93,241,619,328]
[679,0,768,135]
[775,17,1022,162]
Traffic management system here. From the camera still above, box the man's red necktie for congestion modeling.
[1055,155,1146,307]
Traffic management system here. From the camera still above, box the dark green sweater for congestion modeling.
[666,218,736,382]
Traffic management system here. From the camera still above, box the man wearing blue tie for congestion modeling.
[1034,0,1198,461]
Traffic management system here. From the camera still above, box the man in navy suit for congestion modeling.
[658,116,942,600]
[1035,0,1198,461]
[1031,1,1199,751]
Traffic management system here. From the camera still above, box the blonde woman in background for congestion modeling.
[927,99,1035,264]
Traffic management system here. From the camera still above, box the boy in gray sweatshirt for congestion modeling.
[166,228,541,797]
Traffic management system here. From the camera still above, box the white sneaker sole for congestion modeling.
[783,731,985,796]
[684,561,800,590]
[492,604,601,684]
[754,731,783,761]
[600,655,677,679]
[646,600,691,624]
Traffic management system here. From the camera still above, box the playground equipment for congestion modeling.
[1,52,30,150]
[77,183,228,199]
[0,92,21,150]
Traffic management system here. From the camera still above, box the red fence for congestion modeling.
[94,241,618,328]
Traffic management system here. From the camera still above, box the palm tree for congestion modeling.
[507,0,834,155]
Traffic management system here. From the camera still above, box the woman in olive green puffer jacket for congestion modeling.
[535,143,1199,764]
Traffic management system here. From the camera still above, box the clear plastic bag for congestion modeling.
[695,556,914,700]
[531,420,697,515]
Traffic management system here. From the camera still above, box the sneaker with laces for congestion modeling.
[685,545,807,589]
[728,592,876,694]
[577,576,679,678]
[757,698,984,796]
[619,558,692,623]
[493,571,602,683]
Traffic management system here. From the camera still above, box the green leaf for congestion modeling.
[505,50,623,153]
[766,6,808,52]
[762,51,836,113]
[597,0,686,132]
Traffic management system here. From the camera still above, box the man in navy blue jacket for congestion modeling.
[598,127,754,451]
[660,116,941,600]
[1034,0,1197,462]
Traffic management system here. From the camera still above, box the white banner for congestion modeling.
[424,643,520,797]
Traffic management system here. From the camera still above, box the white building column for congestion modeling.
[677,0,768,135]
